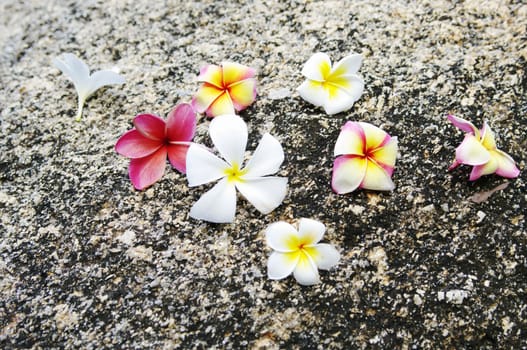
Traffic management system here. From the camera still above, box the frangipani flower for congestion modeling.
[266,218,340,286]
[332,121,397,194]
[186,114,287,223]
[191,62,257,117]
[53,53,125,121]
[115,103,196,190]
[447,115,520,181]
[297,52,364,115]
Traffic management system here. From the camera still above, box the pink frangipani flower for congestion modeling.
[332,121,398,194]
[115,103,196,190]
[447,115,520,181]
[191,62,257,117]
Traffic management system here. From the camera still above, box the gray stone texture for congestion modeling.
[1,0,526,348]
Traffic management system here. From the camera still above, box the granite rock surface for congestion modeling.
[1,0,526,348]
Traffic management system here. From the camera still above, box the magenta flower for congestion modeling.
[115,103,196,190]
[447,115,520,181]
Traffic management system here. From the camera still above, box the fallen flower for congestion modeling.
[332,121,398,194]
[191,62,257,117]
[447,115,520,181]
[266,218,340,286]
[186,114,287,223]
[53,53,125,121]
[115,103,196,190]
[297,52,364,115]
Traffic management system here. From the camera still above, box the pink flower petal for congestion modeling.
[206,91,235,117]
[360,122,390,151]
[197,64,223,88]
[167,144,189,173]
[493,149,520,179]
[133,114,166,141]
[448,159,461,171]
[191,83,224,114]
[166,103,196,142]
[128,146,167,190]
[228,78,257,111]
[360,158,395,191]
[331,155,367,194]
[115,129,163,158]
[469,157,498,181]
[221,62,255,87]
[447,115,478,135]
[455,134,491,166]
[333,121,365,157]
[370,137,398,176]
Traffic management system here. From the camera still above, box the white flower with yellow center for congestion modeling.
[266,218,340,286]
[297,52,364,115]
[186,114,288,223]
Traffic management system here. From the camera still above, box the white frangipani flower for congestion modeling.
[186,114,288,223]
[53,53,125,121]
[266,218,340,286]
[297,52,364,115]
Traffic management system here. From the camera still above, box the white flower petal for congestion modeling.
[323,81,363,115]
[85,70,125,97]
[186,144,230,186]
[330,54,363,76]
[209,114,248,166]
[297,80,328,108]
[455,134,491,166]
[301,52,332,81]
[293,253,320,285]
[297,218,326,245]
[189,178,237,223]
[53,53,90,84]
[332,75,365,103]
[244,133,284,177]
[267,251,299,280]
[311,244,340,270]
[235,176,287,214]
[265,221,299,252]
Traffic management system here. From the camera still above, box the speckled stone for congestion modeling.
[1,0,526,349]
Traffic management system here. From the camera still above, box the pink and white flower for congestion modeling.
[191,62,257,117]
[297,52,364,115]
[266,218,340,286]
[332,121,398,194]
[186,114,287,223]
[115,103,196,190]
[447,115,520,181]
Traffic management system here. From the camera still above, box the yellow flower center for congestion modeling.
[224,162,248,183]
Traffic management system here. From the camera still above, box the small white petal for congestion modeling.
[297,80,328,108]
[244,133,284,177]
[267,251,299,280]
[301,52,332,81]
[330,54,363,76]
[265,221,299,252]
[297,218,326,245]
[54,53,90,83]
[323,79,364,115]
[293,253,320,285]
[189,178,237,223]
[236,176,288,214]
[209,114,248,166]
[186,144,230,187]
[85,70,125,97]
[311,244,340,270]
